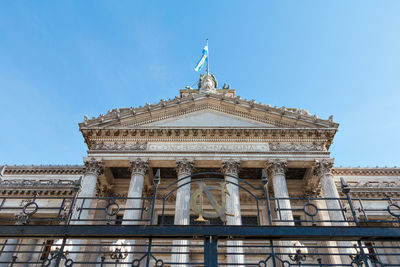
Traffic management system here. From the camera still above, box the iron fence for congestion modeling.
[0,171,399,266]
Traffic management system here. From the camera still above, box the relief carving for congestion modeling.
[91,141,147,151]
[269,142,326,152]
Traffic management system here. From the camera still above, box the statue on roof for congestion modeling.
[198,73,218,94]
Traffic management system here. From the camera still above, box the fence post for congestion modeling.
[204,236,218,267]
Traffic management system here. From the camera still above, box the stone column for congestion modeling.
[313,198,342,265]
[18,239,39,266]
[69,158,104,264]
[123,158,149,265]
[0,239,18,266]
[314,159,351,265]
[72,158,104,223]
[222,159,245,266]
[266,159,293,225]
[171,159,194,267]
[266,159,294,264]
[78,198,109,265]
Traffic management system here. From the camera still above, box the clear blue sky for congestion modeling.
[0,1,399,167]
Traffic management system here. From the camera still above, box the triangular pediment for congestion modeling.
[80,93,339,130]
[140,110,275,128]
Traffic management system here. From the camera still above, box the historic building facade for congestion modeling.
[0,74,399,266]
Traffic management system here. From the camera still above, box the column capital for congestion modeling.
[222,159,240,176]
[265,159,287,176]
[84,158,104,176]
[176,158,195,176]
[130,158,149,176]
[313,159,334,177]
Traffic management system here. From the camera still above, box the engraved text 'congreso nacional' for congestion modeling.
[147,143,270,152]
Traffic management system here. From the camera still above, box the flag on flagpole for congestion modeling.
[194,45,208,72]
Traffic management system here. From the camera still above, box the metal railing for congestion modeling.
[0,172,399,266]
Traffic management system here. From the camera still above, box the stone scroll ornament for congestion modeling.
[84,158,104,176]
[221,159,240,176]
[313,159,334,178]
[266,159,288,176]
[130,158,149,176]
[176,158,195,176]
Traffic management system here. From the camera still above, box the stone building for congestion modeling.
[0,74,399,266]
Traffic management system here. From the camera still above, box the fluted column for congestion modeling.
[314,159,351,265]
[124,158,149,265]
[69,158,103,264]
[222,159,245,266]
[171,159,194,267]
[0,239,18,266]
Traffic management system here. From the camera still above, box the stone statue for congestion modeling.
[198,73,218,94]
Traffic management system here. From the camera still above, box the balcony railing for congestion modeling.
[0,172,399,266]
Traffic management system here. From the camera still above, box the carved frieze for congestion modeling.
[269,142,326,152]
[91,141,147,151]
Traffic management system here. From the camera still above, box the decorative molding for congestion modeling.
[84,158,104,176]
[266,159,287,176]
[332,167,400,176]
[222,159,240,176]
[2,165,84,175]
[84,128,336,144]
[269,142,326,152]
[176,158,195,176]
[0,179,80,196]
[0,179,80,188]
[90,141,147,151]
[130,158,149,176]
[313,159,334,178]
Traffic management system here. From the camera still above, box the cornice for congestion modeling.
[332,167,400,176]
[0,179,81,196]
[79,93,338,130]
[2,165,85,175]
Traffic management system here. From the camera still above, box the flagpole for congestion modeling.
[206,38,209,75]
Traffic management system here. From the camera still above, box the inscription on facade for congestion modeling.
[147,142,269,152]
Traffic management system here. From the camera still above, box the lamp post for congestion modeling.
[109,239,130,267]
[289,241,308,266]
